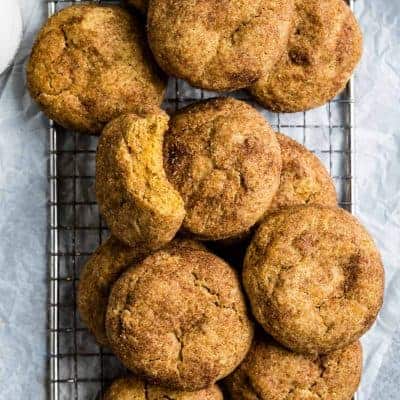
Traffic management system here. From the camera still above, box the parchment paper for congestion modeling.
[0,1,399,399]
[353,1,400,398]
[0,1,47,399]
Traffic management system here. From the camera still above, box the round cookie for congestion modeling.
[106,246,254,390]
[212,133,336,262]
[78,237,206,346]
[96,112,185,249]
[224,335,362,400]
[27,5,166,134]
[148,0,294,91]
[243,205,384,354]
[250,0,363,112]
[164,97,282,241]
[104,376,223,400]
[270,133,337,210]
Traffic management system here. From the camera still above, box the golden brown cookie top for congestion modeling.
[78,237,208,347]
[106,246,254,390]
[224,335,362,400]
[250,0,363,112]
[270,133,337,210]
[164,97,281,241]
[104,376,223,400]
[243,205,384,354]
[148,0,294,91]
[96,112,185,249]
[27,4,166,134]
[77,236,149,346]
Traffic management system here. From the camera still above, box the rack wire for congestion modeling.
[48,0,357,399]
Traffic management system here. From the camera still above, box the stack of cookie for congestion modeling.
[26,2,383,400]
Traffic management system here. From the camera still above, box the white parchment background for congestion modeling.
[0,1,399,399]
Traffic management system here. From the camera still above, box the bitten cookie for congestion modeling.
[78,237,205,346]
[96,112,185,249]
[270,133,337,210]
[27,5,166,134]
[250,0,362,112]
[106,246,254,390]
[104,376,223,400]
[148,0,294,91]
[243,205,384,354]
[164,97,282,241]
[224,335,362,400]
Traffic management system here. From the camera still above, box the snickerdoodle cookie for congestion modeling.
[243,205,384,354]
[270,133,337,210]
[212,133,336,262]
[250,0,363,112]
[27,5,166,134]
[96,112,185,249]
[104,376,223,400]
[106,246,254,390]
[224,335,362,400]
[148,0,294,91]
[78,237,205,346]
[77,236,148,346]
[164,97,281,241]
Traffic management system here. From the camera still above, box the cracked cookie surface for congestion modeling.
[270,133,337,211]
[106,246,254,390]
[27,4,166,134]
[243,205,384,354]
[148,0,294,91]
[96,112,185,249]
[164,97,281,241]
[224,334,362,400]
[78,237,203,346]
[103,375,223,400]
[250,0,362,112]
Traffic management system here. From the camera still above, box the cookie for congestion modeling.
[250,0,363,112]
[106,246,254,390]
[148,0,294,91]
[214,133,336,262]
[164,98,281,241]
[96,112,185,249]
[77,237,148,346]
[270,133,337,210]
[27,5,166,134]
[125,0,148,13]
[243,205,384,354]
[104,376,223,400]
[224,334,362,400]
[78,237,206,346]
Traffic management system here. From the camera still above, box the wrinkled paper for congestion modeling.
[0,1,399,399]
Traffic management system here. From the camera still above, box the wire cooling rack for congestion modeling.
[48,0,357,399]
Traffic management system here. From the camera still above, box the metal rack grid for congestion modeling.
[48,0,358,399]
